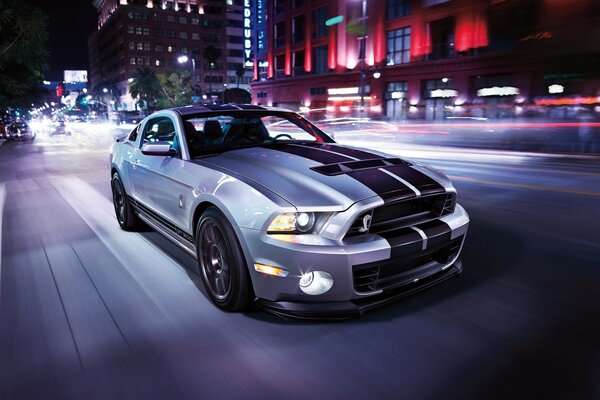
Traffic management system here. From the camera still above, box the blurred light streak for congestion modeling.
[0,184,5,305]
[449,175,600,197]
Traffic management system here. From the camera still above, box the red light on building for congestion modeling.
[455,7,489,52]
[56,85,64,97]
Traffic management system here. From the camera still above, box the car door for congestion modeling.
[130,114,185,225]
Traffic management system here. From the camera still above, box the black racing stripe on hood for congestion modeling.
[268,143,417,200]
[347,169,416,202]
[267,143,353,164]
[299,142,382,160]
[383,165,446,195]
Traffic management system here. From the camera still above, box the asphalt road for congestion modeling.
[1,122,599,399]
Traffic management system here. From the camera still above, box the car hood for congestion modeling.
[197,143,449,210]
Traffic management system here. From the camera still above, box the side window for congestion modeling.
[141,116,180,153]
[128,123,141,142]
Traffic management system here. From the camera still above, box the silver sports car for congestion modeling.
[110,105,469,318]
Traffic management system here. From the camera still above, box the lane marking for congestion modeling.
[379,168,422,196]
[449,175,600,197]
[0,184,5,307]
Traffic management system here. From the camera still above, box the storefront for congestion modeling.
[471,74,520,119]
[384,81,408,121]
[423,78,457,120]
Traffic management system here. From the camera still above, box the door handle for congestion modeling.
[132,159,139,168]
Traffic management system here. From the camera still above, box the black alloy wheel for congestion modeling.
[111,172,143,231]
[196,207,252,311]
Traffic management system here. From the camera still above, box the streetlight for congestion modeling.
[178,55,196,95]
[356,0,367,118]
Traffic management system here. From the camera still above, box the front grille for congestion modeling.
[352,236,464,293]
[346,193,455,238]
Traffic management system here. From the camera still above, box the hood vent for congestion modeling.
[311,158,411,176]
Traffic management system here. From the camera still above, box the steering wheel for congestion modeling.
[272,133,293,141]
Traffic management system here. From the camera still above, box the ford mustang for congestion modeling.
[110,105,469,318]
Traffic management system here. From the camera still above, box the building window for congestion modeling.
[191,17,199,25]
[275,22,285,48]
[203,34,221,42]
[310,87,327,95]
[180,31,188,39]
[228,36,244,44]
[275,0,285,15]
[229,49,243,57]
[167,15,175,23]
[228,19,243,28]
[428,18,456,60]
[257,91,268,98]
[179,16,187,24]
[313,7,328,39]
[155,44,164,52]
[130,57,136,65]
[204,5,222,14]
[155,58,163,66]
[181,46,188,54]
[135,27,142,35]
[386,0,411,20]
[167,29,176,38]
[312,46,328,74]
[293,50,304,76]
[128,26,135,34]
[129,42,135,50]
[153,13,163,22]
[203,19,223,28]
[386,27,411,65]
[142,27,150,36]
[154,28,163,37]
[167,45,176,53]
[192,33,200,40]
[128,11,147,20]
[275,54,285,78]
[292,15,305,44]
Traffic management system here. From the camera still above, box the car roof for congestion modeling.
[171,104,293,116]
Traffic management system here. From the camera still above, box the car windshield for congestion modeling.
[182,111,333,158]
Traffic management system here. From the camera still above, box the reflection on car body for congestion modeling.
[110,104,469,319]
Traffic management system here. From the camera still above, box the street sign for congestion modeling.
[325,15,344,27]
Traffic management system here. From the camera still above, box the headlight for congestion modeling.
[267,212,316,233]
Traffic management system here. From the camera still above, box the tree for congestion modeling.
[0,0,48,110]
[235,64,246,88]
[202,45,221,99]
[156,70,193,108]
[129,68,161,112]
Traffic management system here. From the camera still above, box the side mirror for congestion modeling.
[141,143,178,156]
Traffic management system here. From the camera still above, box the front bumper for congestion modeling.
[256,260,462,319]
[241,204,469,318]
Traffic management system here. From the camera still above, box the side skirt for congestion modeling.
[128,196,197,258]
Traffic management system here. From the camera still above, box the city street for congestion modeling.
[0,123,599,399]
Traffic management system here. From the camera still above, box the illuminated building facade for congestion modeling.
[251,0,600,120]
[88,0,227,110]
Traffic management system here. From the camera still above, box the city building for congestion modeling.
[225,0,252,92]
[251,0,600,120]
[88,0,228,110]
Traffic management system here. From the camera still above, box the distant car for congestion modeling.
[110,105,469,318]
[7,122,35,141]
[50,121,71,136]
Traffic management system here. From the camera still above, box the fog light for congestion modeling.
[299,271,333,295]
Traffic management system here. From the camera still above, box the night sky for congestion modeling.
[25,0,98,82]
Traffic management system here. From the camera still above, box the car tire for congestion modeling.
[111,172,143,231]
[196,207,253,311]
